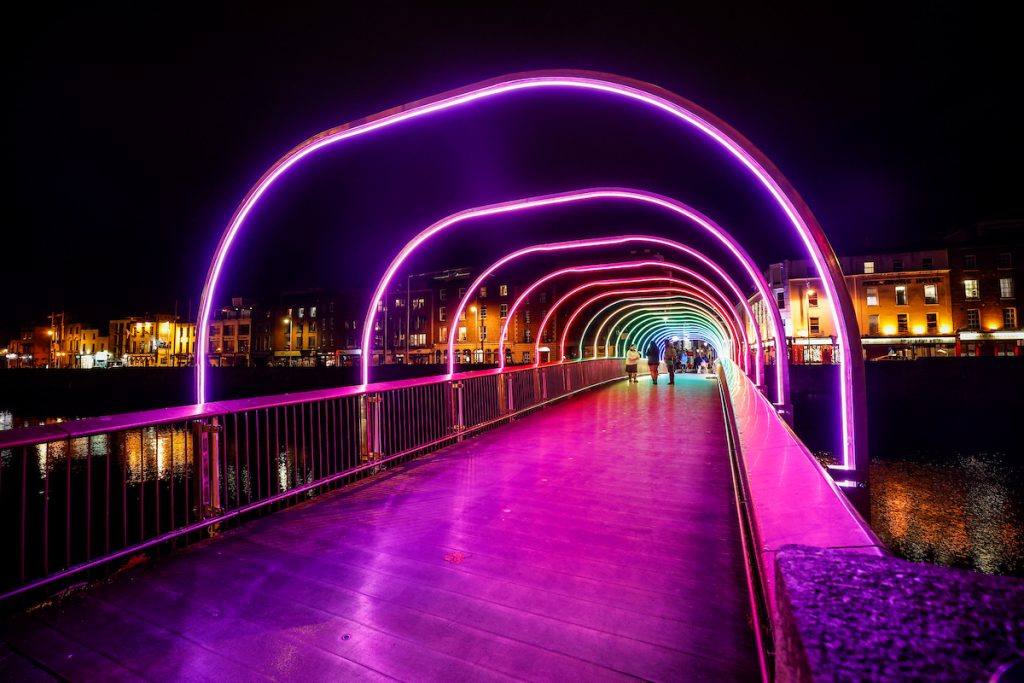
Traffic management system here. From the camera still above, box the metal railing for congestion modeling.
[0,358,624,602]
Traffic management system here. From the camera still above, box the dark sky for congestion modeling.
[2,2,1019,336]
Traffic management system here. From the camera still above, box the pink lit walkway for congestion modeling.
[1,374,758,681]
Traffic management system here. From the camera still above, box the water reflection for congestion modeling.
[871,453,1024,577]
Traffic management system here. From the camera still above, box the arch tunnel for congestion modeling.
[194,70,868,477]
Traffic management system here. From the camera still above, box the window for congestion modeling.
[1005,308,1018,328]
[809,317,820,334]
[438,327,448,343]
[298,307,305,318]
[479,305,487,319]
[439,306,446,322]
[310,307,317,318]
[892,258,904,272]
[964,279,980,300]
[458,288,466,299]
[438,289,447,301]
[927,313,938,333]
[238,324,250,336]
[522,351,531,363]
[479,287,487,298]
[964,254,977,269]
[479,326,487,340]
[1001,278,1015,299]
[868,315,880,335]
[866,288,879,306]
[863,261,875,274]
[538,292,547,305]
[500,304,508,319]
[410,334,426,347]
[499,284,508,296]
[412,298,425,309]
[209,325,219,337]
[897,314,908,333]
[458,326,467,341]
[895,286,908,306]
[524,329,532,343]
[924,285,937,305]
[776,292,785,309]
[967,309,980,329]
[524,310,531,324]
[460,309,467,321]
[998,252,1013,268]
[922,257,933,270]
[394,298,404,308]
[807,290,818,307]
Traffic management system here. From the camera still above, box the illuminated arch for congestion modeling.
[551,285,746,369]
[590,296,740,359]
[443,233,770,388]
[620,308,732,354]
[197,70,864,472]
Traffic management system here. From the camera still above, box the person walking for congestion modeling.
[663,342,678,385]
[646,341,661,384]
[624,345,641,383]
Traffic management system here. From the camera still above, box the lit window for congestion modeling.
[439,306,446,322]
[776,291,785,309]
[412,298,425,310]
[866,288,879,306]
[924,285,937,305]
[807,291,818,307]
[458,326,467,341]
[1005,308,1018,328]
[998,252,1013,268]
[479,305,487,319]
[964,280,979,300]
[522,351,531,363]
[926,313,938,333]
[479,287,487,298]
[863,261,875,274]
[311,307,317,318]
[299,308,305,318]
[438,326,448,343]
[895,286,908,306]
[1000,278,1015,299]
[897,314,908,333]
[524,310,531,324]
[500,304,508,319]
[499,285,508,296]
[460,309,466,321]
[868,315,880,335]
[809,317,820,334]
[524,329,532,343]
[479,326,487,340]
[967,309,980,329]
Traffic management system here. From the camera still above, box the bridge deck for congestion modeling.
[1,374,758,681]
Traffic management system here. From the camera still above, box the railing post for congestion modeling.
[191,417,222,520]
[540,369,548,401]
[360,393,383,468]
[451,380,466,441]
[506,374,515,414]
[497,374,508,417]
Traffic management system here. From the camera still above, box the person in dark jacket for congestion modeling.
[663,342,678,385]
[646,341,660,384]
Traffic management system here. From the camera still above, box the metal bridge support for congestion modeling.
[191,417,223,520]
[360,393,384,468]
[451,381,466,441]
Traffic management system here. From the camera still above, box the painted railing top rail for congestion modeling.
[0,359,622,448]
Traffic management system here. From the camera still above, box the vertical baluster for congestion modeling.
[233,413,241,510]
[139,428,145,544]
[66,436,72,570]
[154,428,161,537]
[86,437,92,560]
[43,443,49,576]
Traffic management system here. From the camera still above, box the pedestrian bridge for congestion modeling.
[0,360,882,680]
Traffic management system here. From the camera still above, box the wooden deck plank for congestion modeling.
[0,374,758,681]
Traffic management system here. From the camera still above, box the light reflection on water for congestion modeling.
[871,453,1024,577]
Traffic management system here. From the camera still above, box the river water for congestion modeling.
[3,410,1023,578]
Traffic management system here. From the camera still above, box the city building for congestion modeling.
[946,221,1023,356]
[208,298,257,367]
[110,316,196,367]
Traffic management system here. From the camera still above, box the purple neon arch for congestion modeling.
[614,307,735,353]
[579,291,742,359]
[542,276,748,372]
[443,233,765,387]
[630,315,731,358]
[559,288,745,365]
[197,70,863,472]
[593,299,739,363]
[594,296,729,357]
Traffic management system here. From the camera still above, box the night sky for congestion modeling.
[2,3,1019,337]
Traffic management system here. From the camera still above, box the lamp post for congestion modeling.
[283,317,293,365]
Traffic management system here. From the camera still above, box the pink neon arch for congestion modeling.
[197,70,863,472]
[593,296,730,358]
[507,262,744,369]
[543,277,749,372]
[443,233,766,389]
[560,288,744,365]
[580,291,742,359]
[623,309,732,349]
[591,298,740,363]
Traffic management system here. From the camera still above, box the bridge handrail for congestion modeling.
[0,359,625,603]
